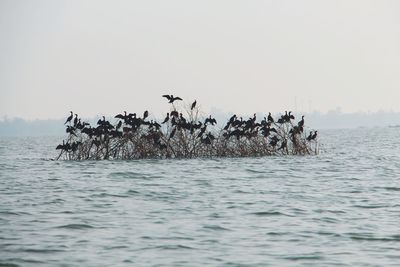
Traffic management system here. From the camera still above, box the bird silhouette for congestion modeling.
[73,114,78,127]
[205,115,217,125]
[162,95,183,103]
[298,116,305,128]
[64,111,73,124]
[170,110,179,117]
[191,100,197,110]
[115,111,127,120]
[267,112,274,123]
[162,113,170,124]
[307,131,318,141]
[143,110,149,120]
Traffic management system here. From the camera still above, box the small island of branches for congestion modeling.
[56,95,318,160]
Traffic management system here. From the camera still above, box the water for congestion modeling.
[1,128,400,266]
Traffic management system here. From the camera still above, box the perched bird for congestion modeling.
[64,111,73,125]
[56,140,66,150]
[73,114,78,127]
[116,120,122,130]
[170,110,179,117]
[288,111,295,121]
[298,116,305,128]
[143,110,149,120]
[162,113,170,124]
[307,131,318,141]
[191,100,197,110]
[312,131,318,140]
[267,112,274,123]
[162,94,183,103]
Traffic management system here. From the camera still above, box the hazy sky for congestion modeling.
[1,0,399,120]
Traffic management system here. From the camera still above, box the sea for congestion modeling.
[1,127,400,267]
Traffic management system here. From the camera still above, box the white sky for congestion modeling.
[1,0,399,120]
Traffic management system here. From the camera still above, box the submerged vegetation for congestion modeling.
[56,95,318,160]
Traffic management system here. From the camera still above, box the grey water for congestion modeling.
[1,128,400,267]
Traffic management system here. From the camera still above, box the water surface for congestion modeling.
[1,128,400,266]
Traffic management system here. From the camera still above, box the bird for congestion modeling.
[307,131,318,141]
[116,120,122,130]
[115,111,127,120]
[56,140,66,150]
[143,110,149,120]
[170,110,179,117]
[298,116,305,128]
[162,113,170,124]
[288,111,295,121]
[191,100,197,110]
[73,114,78,127]
[267,112,274,123]
[64,111,73,124]
[205,115,217,125]
[162,95,183,103]
[312,131,318,140]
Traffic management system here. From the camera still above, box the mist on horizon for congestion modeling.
[1,0,399,120]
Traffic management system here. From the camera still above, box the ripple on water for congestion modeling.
[203,225,231,231]
[249,211,287,217]
[55,224,94,230]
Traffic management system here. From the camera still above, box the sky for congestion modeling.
[0,0,399,120]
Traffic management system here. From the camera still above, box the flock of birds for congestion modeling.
[56,95,317,159]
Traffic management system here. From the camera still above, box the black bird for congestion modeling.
[162,95,183,103]
[97,116,106,126]
[288,111,295,120]
[116,120,122,130]
[283,111,289,122]
[143,110,149,120]
[170,110,179,117]
[162,113,170,124]
[205,115,217,125]
[73,114,78,127]
[229,114,237,124]
[307,131,313,141]
[179,113,186,124]
[56,140,65,150]
[307,131,318,141]
[277,117,285,124]
[312,131,318,140]
[191,100,197,110]
[64,111,73,124]
[267,112,274,123]
[298,116,305,128]
[115,111,127,120]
